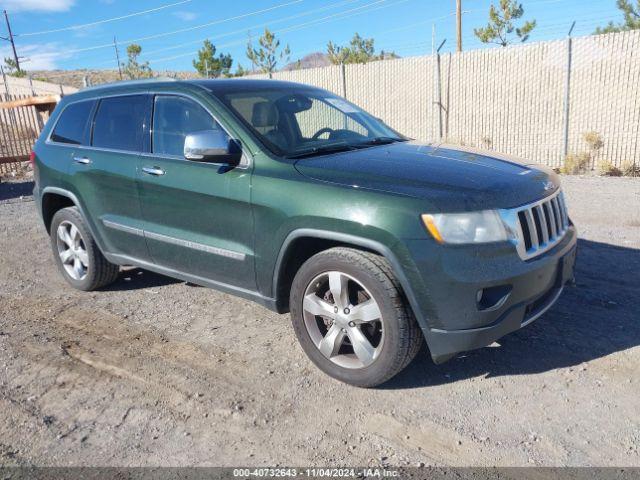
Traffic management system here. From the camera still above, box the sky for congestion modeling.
[0,0,625,73]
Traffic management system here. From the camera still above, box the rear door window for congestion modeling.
[92,95,148,152]
[50,100,95,145]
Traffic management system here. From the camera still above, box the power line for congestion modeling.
[381,15,624,56]
[25,0,362,69]
[145,0,412,65]
[531,15,623,32]
[274,15,619,58]
[290,15,445,59]
[17,0,192,37]
[135,0,363,58]
[79,0,363,68]
[20,0,303,62]
[23,0,623,73]
[377,11,469,36]
[76,0,394,68]
[112,0,304,47]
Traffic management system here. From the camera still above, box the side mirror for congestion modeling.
[184,129,242,165]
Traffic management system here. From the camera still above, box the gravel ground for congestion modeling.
[0,176,639,467]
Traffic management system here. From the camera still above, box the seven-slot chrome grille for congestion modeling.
[513,189,569,260]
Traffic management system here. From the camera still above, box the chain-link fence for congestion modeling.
[252,29,640,170]
[1,30,638,172]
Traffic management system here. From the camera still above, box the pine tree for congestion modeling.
[246,28,290,74]
[121,44,152,79]
[327,33,396,64]
[474,0,537,47]
[192,40,233,78]
[595,0,640,34]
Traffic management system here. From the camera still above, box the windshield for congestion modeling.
[215,86,407,158]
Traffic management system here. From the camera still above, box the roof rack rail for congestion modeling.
[82,76,178,91]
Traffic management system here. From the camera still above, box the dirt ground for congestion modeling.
[0,176,639,467]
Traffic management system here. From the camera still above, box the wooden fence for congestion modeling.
[0,94,57,175]
[0,73,74,176]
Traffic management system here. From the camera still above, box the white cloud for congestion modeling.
[173,10,197,21]
[2,0,75,12]
[1,42,70,70]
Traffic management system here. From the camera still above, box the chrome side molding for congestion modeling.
[101,219,245,261]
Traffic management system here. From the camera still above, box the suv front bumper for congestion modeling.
[405,226,577,363]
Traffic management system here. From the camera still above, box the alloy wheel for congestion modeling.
[302,271,384,369]
[56,220,89,281]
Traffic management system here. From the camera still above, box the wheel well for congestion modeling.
[274,237,376,313]
[41,192,75,233]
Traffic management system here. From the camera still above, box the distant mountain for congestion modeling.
[283,52,331,71]
[282,51,402,72]
[30,51,402,90]
[29,69,200,89]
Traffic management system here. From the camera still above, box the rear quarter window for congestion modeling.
[50,100,95,145]
[92,95,148,152]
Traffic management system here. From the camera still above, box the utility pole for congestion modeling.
[432,24,436,55]
[204,59,209,78]
[2,10,20,72]
[562,21,576,158]
[248,30,255,73]
[113,36,123,80]
[435,39,447,140]
[456,0,462,52]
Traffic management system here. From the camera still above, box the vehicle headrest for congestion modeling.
[251,101,279,128]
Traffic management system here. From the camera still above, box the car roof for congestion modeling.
[188,78,318,93]
[64,78,317,102]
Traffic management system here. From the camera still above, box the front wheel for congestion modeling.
[290,247,423,387]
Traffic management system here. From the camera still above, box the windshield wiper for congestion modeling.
[353,136,406,147]
[286,137,407,159]
[286,142,357,159]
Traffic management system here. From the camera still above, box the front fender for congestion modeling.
[270,228,439,346]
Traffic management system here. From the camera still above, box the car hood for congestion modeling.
[294,141,560,211]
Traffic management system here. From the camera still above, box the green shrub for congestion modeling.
[597,160,621,176]
[583,131,604,152]
[620,160,640,177]
[481,136,493,150]
[561,152,590,174]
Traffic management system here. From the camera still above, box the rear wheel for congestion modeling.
[290,247,423,387]
[50,207,119,291]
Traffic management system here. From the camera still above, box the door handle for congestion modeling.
[142,166,166,176]
[73,156,91,165]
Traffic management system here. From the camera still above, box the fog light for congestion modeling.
[476,285,512,311]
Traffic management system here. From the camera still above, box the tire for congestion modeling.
[49,206,119,291]
[290,247,423,388]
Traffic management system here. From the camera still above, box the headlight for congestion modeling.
[421,210,509,244]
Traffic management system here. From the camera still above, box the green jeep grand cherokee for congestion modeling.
[32,79,577,387]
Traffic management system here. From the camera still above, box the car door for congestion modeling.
[137,93,255,290]
[67,94,152,262]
